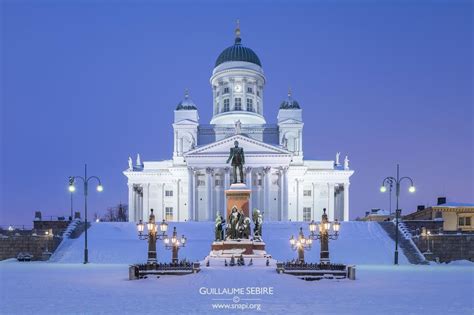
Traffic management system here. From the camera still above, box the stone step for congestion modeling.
[378,222,428,265]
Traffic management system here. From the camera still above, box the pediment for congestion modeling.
[278,118,303,125]
[173,119,199,125]
[184,135,291,157]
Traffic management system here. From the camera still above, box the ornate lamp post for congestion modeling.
[136,209,168,264]
[421,229,432,254]
[163,227,186,263]
[308,208,340,264]
[380,164,415,265]
[68,164,103,264]
[289,227,313,263]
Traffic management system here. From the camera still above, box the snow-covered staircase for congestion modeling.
[378,221,427,264]
[51,221,409,265]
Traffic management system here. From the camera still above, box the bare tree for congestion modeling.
[102,203,128,222]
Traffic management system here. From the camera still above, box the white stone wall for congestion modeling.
[125,162,353,223]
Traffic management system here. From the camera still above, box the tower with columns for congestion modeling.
[124,22,354,223]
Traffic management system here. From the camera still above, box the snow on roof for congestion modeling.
[434,202,474,208]
[367,209,391,216]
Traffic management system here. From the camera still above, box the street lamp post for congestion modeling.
[136,209,169,264]
[380,164,415,265]
[70,189,74,221]
[68,164,103,264]
[163,227,186,263]
[289,227,313,263]
[422,229,432,254]
[308,208,340,264]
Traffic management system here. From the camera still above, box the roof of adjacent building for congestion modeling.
[433,202,474,208]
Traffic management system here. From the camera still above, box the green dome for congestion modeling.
[280,91,300,109]
[215,37,262,68]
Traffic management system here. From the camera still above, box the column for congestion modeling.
[297,179,304,221]
[143,184,150,221]
[206,167,213,221]
[344,183,350,221]
[187,167,194,221]
[224,167,230,189]
[328,183,335,221]
[278,167,287,221]
[246,167,253,213]
[263,167,271,219]
[282,167,288,221]
[128,184,135,222]
[161,183,165,221]
[174,179,180,221]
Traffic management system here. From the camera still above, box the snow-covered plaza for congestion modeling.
[1,222,472,314]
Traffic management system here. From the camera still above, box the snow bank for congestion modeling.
[51,221,408,265]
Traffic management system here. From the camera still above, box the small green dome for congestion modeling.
[176,90,197,110]
[280,90,300,109]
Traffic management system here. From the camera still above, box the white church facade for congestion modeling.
[124,24,354,223]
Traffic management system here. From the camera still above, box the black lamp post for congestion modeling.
[163,227,186,263]
[289,227,312,263]
[380,164,415,265]
[136,209,169,264]
[68,164,103,264]
[308,208,340,264]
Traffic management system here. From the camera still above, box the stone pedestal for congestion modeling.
[225,183,251,218]
[210,240,269,258]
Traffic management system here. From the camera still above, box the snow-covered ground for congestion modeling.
[1,222,472,314]
[51,221,408,265]
[0,262,472,314]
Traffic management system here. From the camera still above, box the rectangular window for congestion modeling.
[215,179,222,186]
[247,87,253,94]
[459,217,471,226]
[223,87,229,94]
[246,98,253,112]
[235,98,242,110]
[165,207,173,221]
[303,207,312,222]
[223,99,230,112]
[197,180,205,186]
[257,90,260,97]
[216,91,220,96]
[165,190,173,197]
[303,190,312,197]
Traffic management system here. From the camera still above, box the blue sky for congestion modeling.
[1,0,472,225]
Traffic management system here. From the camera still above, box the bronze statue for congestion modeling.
[253,208,263,241]
[226,140,245,184]
[215,212,223,241]
[227,206,240,239]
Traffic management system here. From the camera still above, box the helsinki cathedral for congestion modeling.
[124,23,354,223]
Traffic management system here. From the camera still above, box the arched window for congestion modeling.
[223,99,230,112]
[246,99,253,112]
[234,98,242,111]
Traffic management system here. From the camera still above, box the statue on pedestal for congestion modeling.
[240,217,251,239]
[226,141,245,184]
[215,212,223,241]
[227,206,240,239]
[253,209,263,241]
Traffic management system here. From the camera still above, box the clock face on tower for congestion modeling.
[234,84,242,92]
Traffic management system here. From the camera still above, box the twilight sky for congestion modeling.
[1,0,472,225]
